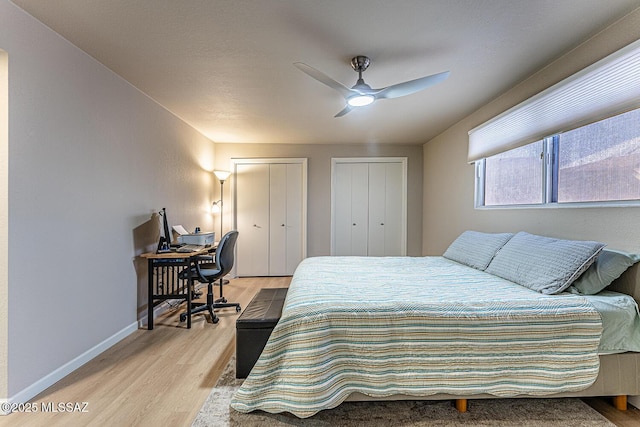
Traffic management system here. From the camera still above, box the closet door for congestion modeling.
[236,163,270,276]
[332,158,407,256]
[269,164,287,275]
[235,159,307,277]
[268,163,303,275]
[368,162,403,256]
[333,162,369,256]
[333,163,352,256]
[283,163,304,274]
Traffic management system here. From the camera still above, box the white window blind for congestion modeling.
[468,38,640,163]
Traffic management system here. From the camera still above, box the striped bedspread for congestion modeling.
[231,256,602,418]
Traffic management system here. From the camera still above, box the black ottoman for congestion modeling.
[235,287,288,379]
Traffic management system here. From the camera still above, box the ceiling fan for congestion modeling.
[294,56,450,117]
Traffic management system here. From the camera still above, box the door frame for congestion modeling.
[231,158,308,268]
[330,157,408,256]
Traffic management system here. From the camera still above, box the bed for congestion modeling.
[231,231,640,418]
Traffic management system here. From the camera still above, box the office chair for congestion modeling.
[179,230,241,324]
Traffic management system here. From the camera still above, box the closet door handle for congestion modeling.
[253,224,262,228]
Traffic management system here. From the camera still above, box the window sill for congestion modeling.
[475,201,640,210]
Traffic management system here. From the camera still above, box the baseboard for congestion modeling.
[629,395,639,409]
[137,282,206,328]
[1,321,138,414]
[137,300,174,328]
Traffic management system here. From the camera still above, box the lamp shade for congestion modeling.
[214,170,231,181]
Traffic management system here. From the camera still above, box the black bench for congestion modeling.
[235,287,288,379]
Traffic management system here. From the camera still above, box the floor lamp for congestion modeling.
[213,170,231,291]
[213,170,230,240]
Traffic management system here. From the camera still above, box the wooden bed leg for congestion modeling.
[455,399,468,412]
[612,395,627,411]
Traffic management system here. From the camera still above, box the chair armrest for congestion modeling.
[192,259,220,283]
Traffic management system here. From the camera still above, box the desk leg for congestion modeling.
[187,275,192,329]
[148,258,154,330]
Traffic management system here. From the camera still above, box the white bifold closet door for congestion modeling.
[268,163,303,276]
[236,163,270,276]
[235,159,306,277]
[332,158,406,256]
[367,162,403,256]
[333,163,369,256]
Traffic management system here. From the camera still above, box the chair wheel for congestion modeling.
[179,313,187,322]
[236,305,241,312]
[212,316,220,324]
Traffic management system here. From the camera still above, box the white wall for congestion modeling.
[423,8,640,255]
[0,47,7,401]
[214,143,424,257]
[0,0,215,401]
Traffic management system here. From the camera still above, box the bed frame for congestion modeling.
[347,263,640,412]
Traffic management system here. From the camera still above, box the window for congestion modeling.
[557,108,640,203]
[476,107,640,207]
[483,141,543,206]
[470,38,640,208]
[468,38,640,164]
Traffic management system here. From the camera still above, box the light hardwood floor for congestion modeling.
[0,277,290,427]
[1,276,639,427]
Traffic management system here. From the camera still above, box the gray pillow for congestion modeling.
[443,231,514,270]
[485,232,605,294]
[568,249,640,295]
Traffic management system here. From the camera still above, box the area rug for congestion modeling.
[192,357,615,427]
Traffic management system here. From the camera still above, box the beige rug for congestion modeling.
[192,357,616,427]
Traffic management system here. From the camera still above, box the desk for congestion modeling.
[141,246,215,329]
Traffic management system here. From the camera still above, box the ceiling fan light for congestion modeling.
[347,94,374,107]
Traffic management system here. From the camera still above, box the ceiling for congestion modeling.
[11,0,640,145]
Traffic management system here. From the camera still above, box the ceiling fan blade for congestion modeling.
[294,62,353,98]
[334,105,353,118]
[375,71,450,100]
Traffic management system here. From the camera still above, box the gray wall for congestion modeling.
[1,1,215,399]
[0,47,6,400]
[423,8,640,255]
[214,143,424,257]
